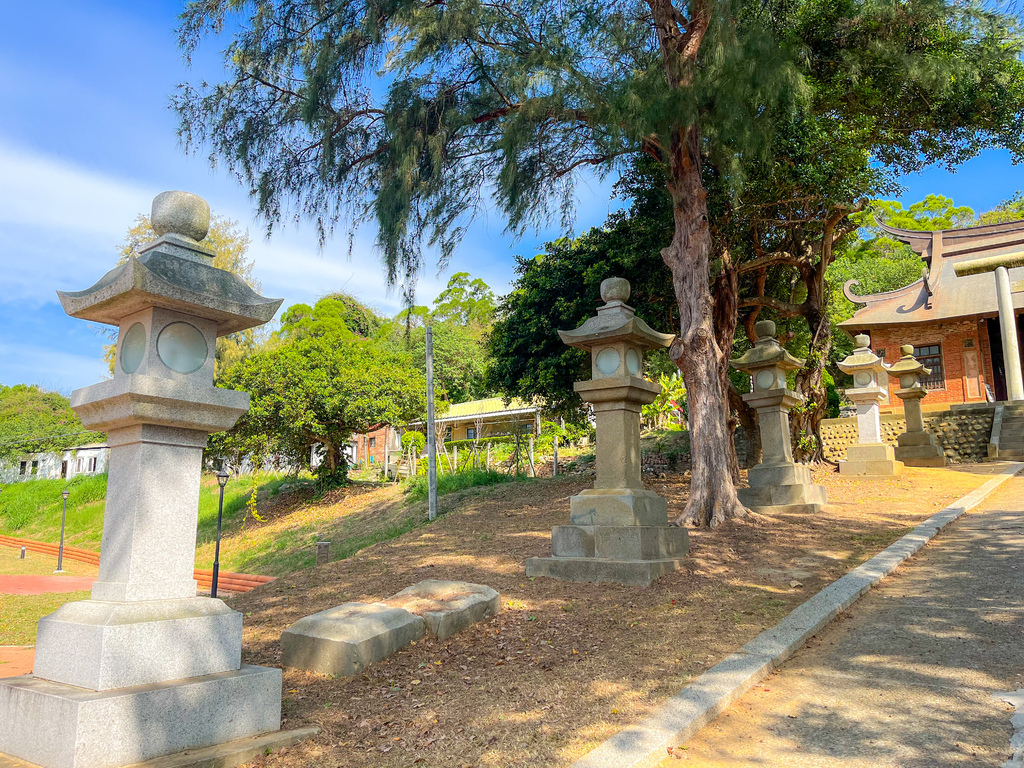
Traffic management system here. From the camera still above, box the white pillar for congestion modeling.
[996,265,1024,401]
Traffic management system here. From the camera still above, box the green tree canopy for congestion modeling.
[0,385,99,466]
[278,293,386,342]
[220,336,426,484]
[177,0,1024,525]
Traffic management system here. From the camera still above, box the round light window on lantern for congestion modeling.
[157,322,209,374]
[120,323,147,374]
[596,347,621,375]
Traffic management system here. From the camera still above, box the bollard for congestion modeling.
[316,541,331,566]
[20,546,26,559]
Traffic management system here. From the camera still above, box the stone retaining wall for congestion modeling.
[820,405,994,464]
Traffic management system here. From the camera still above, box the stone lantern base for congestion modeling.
[739,463,826,514]
[525,489,689,587]
[839,443,905,476]
[894,432,946,467]
[0,665,282,768]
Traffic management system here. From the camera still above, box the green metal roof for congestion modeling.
[440,396,537,420]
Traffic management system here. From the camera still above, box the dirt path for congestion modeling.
[228,464,996,768]
[658,475,1024,767]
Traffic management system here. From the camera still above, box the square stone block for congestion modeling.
[383,580,500,641]
[0,665,281,768]
[524,556,684,586]
[551,525,689,561]
[846,442,897,462]
[281,602,424,676]
[897,431,938,448]
[839,458,905,476]
[746,462,811,489]
[739,481,826,509]
[569,489,668,527]
[33,597,242,691]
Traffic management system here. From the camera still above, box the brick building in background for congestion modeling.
[840,219,1024,411]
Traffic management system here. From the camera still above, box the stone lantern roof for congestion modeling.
[57,191,282,335]
[730,321,804,374]
[558,278,674,351]
[837,334,890,377]
[887,345,931,378]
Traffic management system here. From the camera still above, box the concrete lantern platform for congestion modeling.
[0,666,282,768]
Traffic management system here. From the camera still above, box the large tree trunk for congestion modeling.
[791,268,831,463]
[663,129,747,528]
[713,256,742,483]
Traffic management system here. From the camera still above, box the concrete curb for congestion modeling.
[571,462,1024,768]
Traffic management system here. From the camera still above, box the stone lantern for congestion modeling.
[886,345,946,467]
[837,334,903,476]
[730,320,825,513]
[0,192,285,768]
[525,277,689,586]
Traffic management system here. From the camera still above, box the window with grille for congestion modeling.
[913,344,945,390]
[466,427,477,440]
[368,437,376,448]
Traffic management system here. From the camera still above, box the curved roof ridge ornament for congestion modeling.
[842,279,865,305]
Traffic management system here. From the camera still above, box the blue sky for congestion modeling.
[3,0,1024,393]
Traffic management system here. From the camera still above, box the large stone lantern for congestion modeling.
[837,334,904,476]
[525,278,688,586]
[730,321,825,513]
[0,192,284,768]
[886,345,946,467]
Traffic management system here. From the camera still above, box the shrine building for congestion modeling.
[840,218,1024,411]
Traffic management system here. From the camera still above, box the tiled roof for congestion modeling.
[439,396,538,421]
[840,219,1024,330]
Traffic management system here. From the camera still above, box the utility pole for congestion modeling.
[426,325,438,521]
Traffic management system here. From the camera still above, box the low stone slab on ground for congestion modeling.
[281,602,425,676]
[383,579,500,641]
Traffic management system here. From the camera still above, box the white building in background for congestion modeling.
[0,443,109,484]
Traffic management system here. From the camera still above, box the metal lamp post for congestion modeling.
[55,489,70,574]
[211,470,229,598]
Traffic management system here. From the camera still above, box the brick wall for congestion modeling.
[821,405,994,464]
[865,319,991,410]
[354,426,393,467]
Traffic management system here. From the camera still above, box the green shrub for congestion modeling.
[403,468,517,504]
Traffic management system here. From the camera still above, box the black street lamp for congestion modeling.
[211,470,230,598]
[56,489,70,574]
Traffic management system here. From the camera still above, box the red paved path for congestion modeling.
[0,647,34,678]
[0,574,96,595]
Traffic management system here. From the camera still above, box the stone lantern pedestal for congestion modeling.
[838,335,904,476]
[731,321,826,513]
[0,192,284,768]
[525,278,688,587]
[887,345,946,467]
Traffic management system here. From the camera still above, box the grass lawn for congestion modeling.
[0,543,98,578]
[0,591,91,645]
[224,463,997,768]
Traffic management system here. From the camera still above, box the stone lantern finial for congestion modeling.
[837,334,903,476]
[885,345,945,466]
[600,276,630,304]
[151,190,211,242]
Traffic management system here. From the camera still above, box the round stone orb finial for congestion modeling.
[901,344,914,356]
[151,191,210,242]
[754,319,776,340]
[600,277,631,304]
[854,333,871,349]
